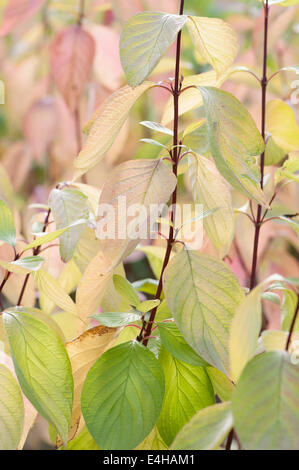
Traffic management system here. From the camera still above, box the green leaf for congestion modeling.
[206,367,234,402]
[157,348,215,446]
[120,12,187,87]
[0,364,24,450]
[198,87,266,206]
[171,402,233,450]
[3,308,73,446]
[232,351,299,450]
[158,322,207,367]
[49,188,89,262]
[113,274,140,307]
[0,256,44,275]
[229,285,263,382]
[163,249,244,375]
[0,198,16,247]
[140,121,173,136]
[81,341,165,450]
[92,312,141,327]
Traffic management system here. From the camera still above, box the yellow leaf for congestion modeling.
[186,16,238,77]
[229,285,263,382]
[266,100,299,153]
[34,269,77,315]
[76,250,113,326]
[262,330,299,352]
[39,259,81,316]
[74,82,153,176]
[188,154,234,257]
[135,426,168,450]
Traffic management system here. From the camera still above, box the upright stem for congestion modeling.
[249,0,269,290]
[285,296,299,352]
[141,0,185,346]
[17,209,51,306]
[77,0,85,25]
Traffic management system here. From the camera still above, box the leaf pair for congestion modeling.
[120,12,238,88]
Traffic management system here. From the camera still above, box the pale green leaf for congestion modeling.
[0,256,44,275]
[49,188,89,262]
[232,351,299,450]
[92,312,141,327]
[163,249,244,375]
[171,402,233,450]
[140,121,173,136]
[229,285,263,382]
[206,367,234,402]
[3,308,73,446]
[113,274,140,307]
[23,220,86,253]
[265,136,285,166]
[65,426,99,450]
[136,299,160,313]
[199,86,267,206]
[120,12,187,87]
[282,289,299,332]
[140,138,166,148]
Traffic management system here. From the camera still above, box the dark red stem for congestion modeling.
[249,0,269,290]
[140,0,185,346]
